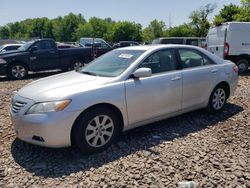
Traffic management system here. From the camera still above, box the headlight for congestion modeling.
[26,100,71,114]
[0,58,6,64]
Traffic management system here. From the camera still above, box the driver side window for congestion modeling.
[138,50,176,74]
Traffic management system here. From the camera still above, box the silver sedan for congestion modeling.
[11,45,238,153]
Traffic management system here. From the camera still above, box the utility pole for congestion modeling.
[169,13,172,29]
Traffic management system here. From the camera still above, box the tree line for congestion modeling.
[0,0,249,43]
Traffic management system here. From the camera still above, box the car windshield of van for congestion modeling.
[18,40,35,51]
[80,50,145,77]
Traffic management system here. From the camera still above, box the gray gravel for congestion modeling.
[0,71,249,188]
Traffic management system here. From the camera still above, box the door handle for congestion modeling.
[211,69,218,73]
[49,50,56,54]
[171,76,182,81]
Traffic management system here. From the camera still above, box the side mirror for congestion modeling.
[30,46,38,53]
[132,68,152,78]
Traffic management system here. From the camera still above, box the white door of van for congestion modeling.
[207,26,226,59]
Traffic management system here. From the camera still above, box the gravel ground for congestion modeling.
[0,71,249,188]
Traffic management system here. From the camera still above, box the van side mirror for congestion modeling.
[30,46,38,53]
[132,68,152,78]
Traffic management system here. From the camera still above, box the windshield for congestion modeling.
[18,40,35,51]
[80,50,145,77]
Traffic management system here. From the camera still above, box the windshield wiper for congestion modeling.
[81,71,98,76]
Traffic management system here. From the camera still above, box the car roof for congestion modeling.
[116,44,204,51]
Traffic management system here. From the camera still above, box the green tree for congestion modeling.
[234,0,250,21]
[44,21,54,39]
[241,0,250,7]
[112,21,142,42]
[142,20,166,43]
[0,26,10,39]
[166,24,195,37]
[189,3,216,36]
[62,13,86,41]
[213,4,240,25]
[28,18,48,38]
[75,22,94,39]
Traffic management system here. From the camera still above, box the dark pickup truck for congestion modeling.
[0,39,112,79]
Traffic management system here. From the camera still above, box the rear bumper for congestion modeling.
[0,64,7,75]
[230,72,238,96]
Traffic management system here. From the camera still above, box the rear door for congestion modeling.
[207,26,226,58]
[125,49,182,125]
[29,40,59,70]
[177,48,218,110]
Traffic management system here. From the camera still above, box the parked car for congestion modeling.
[206,22,250,73]
[11,45,238,153]
[0,44,23,52]
[0,39,100,79]
[79,37,113,57]
[152,37,206,48]
[113,41,140,48]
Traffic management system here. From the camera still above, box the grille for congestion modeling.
[12,101,27,113]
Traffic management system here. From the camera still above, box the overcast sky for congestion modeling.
[0,0,241,27]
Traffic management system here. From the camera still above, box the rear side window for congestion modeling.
[138,49,176,74]
[178,49,215,68]
[37,41,54,50]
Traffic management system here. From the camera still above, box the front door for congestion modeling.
[125,49,182,125]
[29,40,59,71]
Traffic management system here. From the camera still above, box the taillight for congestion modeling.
[94,48,99,57]
[233,65,239,73]
[224,42,229,57]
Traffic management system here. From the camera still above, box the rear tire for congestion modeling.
[72,107,120,153]
[7,63,28,80]
[71,60,84,71]
[206,85,228,113]
[237,59,249,74]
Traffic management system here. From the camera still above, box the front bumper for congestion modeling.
[0,64,7,75]
[10,94,81,148]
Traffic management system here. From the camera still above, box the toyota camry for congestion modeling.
[11,45,238,153]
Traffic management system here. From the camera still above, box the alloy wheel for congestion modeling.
[11,65,26,79]
[212,88,226,110]
[73,62,84,71]
[85,115,114,148]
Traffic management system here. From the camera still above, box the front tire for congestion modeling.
[206,85,228,113]
[72,107,120,153]
[7,63,28,80]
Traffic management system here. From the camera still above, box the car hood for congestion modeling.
[18,71,112,101]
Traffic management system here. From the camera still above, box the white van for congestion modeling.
[206,22,250,73]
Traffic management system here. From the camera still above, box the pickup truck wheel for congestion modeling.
[72,107,120,153]
[7,64,28,80]
[72,61,84,71]
[237,59,249,74]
